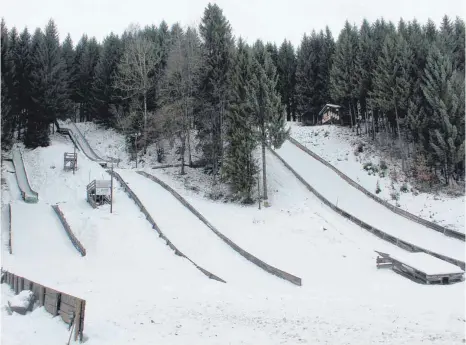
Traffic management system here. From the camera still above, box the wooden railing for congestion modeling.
[51,205,86,256]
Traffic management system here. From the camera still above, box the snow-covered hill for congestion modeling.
[289,122,465,232]
[1,124,464,345]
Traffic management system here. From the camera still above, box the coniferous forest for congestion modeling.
[1,4,465,202]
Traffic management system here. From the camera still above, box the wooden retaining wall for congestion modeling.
[288,137,465,241]
[270,148,466,270]
[2,270,86,342]
[137,171,302,286]
[107,170,226,283]
[51,205,86,256]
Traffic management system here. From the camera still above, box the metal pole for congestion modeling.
[110,162,114,214]
[73,146,76,175]
[258,176,261,210]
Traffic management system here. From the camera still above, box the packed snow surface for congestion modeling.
[1,127,464,345]
[289,122,465,232]
[388,252,465,275]
[275,140,465,263]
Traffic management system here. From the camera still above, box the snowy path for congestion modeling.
[275,141,465,265]
[117,169,291,289]
[12,149,38,203]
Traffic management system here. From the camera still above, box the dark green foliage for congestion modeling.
[92,33,122,127]
[196,3,234,176]
[222,39,258,202]
[25,20,69,147]
[1,19,14,148]
[277,39,297,121]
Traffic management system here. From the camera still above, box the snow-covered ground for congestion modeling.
[289,122,465,232]
[1,123,464,345]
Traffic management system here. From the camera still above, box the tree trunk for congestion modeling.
[261,134,268,201]
[180,134,186,175]
[348,100,354,130]
[393,100,405,171]
[143,92,147,154]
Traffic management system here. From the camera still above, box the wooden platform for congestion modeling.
[375,251,464,284]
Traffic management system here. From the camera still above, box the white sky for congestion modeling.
[2,0,465,46]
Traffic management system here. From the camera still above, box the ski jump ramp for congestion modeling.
[274,140,465,269]
[11,149,38,203]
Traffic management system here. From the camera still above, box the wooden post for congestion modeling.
[73,146,76,175]
[110,162,114,214]
[135,133,138,169]
[39,286,45,306]
[257,176,261,210]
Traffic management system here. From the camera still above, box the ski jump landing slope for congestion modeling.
[116,169,293,288]
[3,203,80,273]
[11,149,38,203]
[274,141,465,268]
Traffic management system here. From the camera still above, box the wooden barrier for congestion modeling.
[106,169,226,283]
[270,147,466,270]
[51,205,86,256]
[288,137,465,241]
[2,270,86,342]
[137,171,302,286]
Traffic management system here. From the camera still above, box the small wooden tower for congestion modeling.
[64,152,78,171]
[86,180,111,208]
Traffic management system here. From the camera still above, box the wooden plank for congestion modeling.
[39,286,45,306]
[74,300,82,341]
[59,309,73,324]
[60,294,78,306]
[59,301,76,315]
[44,302,57,315]
[13,275,18,293]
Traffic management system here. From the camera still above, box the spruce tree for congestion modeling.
[1,19,14,148]
[26,20,69,147]
[197,3,234,179]
[13,28,33,139]
[222,39,258,203]
[250,41,287,202]
[92,33,122,127]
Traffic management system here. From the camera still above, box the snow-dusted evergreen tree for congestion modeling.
[26,20,69,147]
[1,19,15,148]
[421,46,465,185]
[92,33,122,127]
[329,22,359,128]
[371,31,412,137]
[197,3,234,179]
[250,40,288,202]
[61,33,75,121]
[222,39,258,203]
[277,39,296,121]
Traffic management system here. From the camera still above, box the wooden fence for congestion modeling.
[288,137,465,241]
[137,171,302,286]
[107,169,226,283]
[2,270,86,342]
[51,205,86,256]
[270,148,466,270]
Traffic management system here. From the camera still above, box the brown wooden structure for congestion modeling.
[2,270,86,342]
[375,251,464,285]
[86,180,111,208]
[63,152,77,171]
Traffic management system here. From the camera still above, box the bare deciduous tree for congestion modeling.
[114,26,161,154]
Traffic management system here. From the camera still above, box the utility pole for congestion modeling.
[110,161,114,214]
[257,176,261,210]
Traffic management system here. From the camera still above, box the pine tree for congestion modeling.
[1,19,14,148]
[77,37,100,121]
[250,41,288,202]
[277,39,297,121]
[12,28,33,139]
[197,3,234,180]
[222,39,258,203]
[61,33,75,120]
[92,33,122,127]
[421,46,465,185]
[26,20,69,147]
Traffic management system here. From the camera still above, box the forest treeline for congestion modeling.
[1,4,464,202]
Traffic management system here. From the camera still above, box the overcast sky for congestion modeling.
[3,0,465,46]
